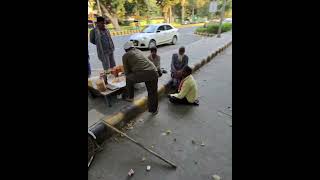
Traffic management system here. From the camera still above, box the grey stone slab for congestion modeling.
[88,109,105,128]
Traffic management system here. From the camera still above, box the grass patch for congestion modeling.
[196,22,232,34]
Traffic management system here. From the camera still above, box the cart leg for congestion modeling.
[104,95,112,107]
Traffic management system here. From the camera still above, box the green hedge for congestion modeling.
[222,23,232,32]
[197,22,232,34]
[207,24,220,34]
[196,27,207,33]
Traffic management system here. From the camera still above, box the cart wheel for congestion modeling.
[88,135,96,163]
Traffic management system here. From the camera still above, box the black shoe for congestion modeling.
[193,100,199,106]
[149,107,159,115]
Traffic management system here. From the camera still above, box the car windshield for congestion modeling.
[142,25,157,33]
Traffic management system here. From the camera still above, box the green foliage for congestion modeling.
[124,0,161,17]
[196,27,207,33]
[215,0,232,16]
[156,0,180,7]
[98,0,126,18]
[207,23,220,33]
[222,22,232,32]
[196,22,232,34]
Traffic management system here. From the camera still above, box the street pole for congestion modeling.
[217,0,226,38]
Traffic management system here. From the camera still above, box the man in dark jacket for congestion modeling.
[90,16,116,72]
[122,41,159,114]
[170,46,189,90]
[88,50,91,78]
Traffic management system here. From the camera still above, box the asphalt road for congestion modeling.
[88,46,232,180]
[88,26,201,71]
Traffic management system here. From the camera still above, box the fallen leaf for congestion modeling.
[212,174,221,180]
[128,169,134,176]
[146,165,151,171]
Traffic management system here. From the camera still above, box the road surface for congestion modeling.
[88,26,201,71]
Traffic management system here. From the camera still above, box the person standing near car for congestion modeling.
[122,41,159,114]
[90,16,116,72]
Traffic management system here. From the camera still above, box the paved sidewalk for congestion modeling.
[88,32,232,117]
[88,46,232,180]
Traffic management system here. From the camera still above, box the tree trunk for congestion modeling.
[100,2,121,31]
[192,7,195,22]
[168,6,174,23]
[181,0,185,24]
[163,6,169,23]
[181,6,185,24]
[217,0,226,38]
[109,17,121,31]
[96,0,102,16]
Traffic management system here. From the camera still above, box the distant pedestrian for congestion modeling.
[168,66,199,105]
[122,41,159,114]
[170,46,189,90]
[90,16,116,72]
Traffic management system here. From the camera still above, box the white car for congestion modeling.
[223,18,232,23]
[129,24,179,49]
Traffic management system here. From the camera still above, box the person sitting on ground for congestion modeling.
[147,46,167,77]
[170,46,189,90]
[168,66,199,106]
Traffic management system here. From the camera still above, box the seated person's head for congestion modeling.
[179,46,185,56]
[182,66,192,78]
[150,46,157,57]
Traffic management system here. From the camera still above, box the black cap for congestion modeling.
[96,16,105,23]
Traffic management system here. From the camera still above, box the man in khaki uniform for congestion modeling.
[122,41,159,114]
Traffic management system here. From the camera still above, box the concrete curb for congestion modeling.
[194,31,215,37]
[89,40,232,145]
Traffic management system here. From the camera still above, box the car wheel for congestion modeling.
[172,36,177,45]
[149,40,156,49]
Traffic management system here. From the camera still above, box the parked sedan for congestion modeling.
[129,24,179,49]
